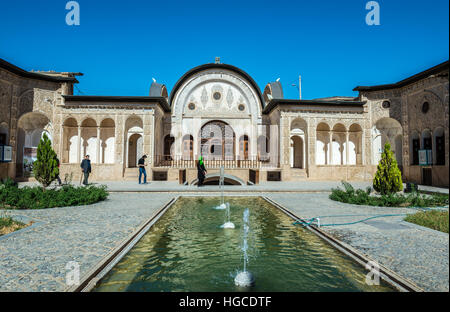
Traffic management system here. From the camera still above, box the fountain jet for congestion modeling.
[215,166,227,210]
[221,202,235,229]
[235,208,254,287]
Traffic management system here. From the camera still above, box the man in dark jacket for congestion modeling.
[80,155,92,185]
[56,157,62,185]
[138,155,148,184]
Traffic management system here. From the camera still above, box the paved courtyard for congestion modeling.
[1,181,448,292]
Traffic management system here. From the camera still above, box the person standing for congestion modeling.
[55,157,62,185]
[80,155,91,186]
[138,155,148,184]
[197,156,207,187]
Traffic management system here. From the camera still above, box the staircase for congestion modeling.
[290,169,307,180]
[123,167,139,181]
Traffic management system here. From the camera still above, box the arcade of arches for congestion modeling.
[0,58,448,186]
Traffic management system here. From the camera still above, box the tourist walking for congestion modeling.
[197,156,207,187]
[138,155,148,184]
[80,155,91,185]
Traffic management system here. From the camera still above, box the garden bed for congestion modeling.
[0,179,109,210]
[330,182,448,208]
[405,210,449,233]
[0,217,30,236]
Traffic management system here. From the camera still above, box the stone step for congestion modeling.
[124,168,139,177]
[290,169,307,180]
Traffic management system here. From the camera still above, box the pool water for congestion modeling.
[93,197,395,292]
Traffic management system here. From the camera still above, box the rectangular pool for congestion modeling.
[93,197,395,292]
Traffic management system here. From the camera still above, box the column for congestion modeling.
[77,126,81,163]
[328,131,333,165]
[96,126,101,164]
[346,131,350,165]
[59,124,64,162]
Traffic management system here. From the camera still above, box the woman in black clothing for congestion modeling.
[197,156,207,187]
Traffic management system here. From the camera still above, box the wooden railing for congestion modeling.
[153,155,278,169]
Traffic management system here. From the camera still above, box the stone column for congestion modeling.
[60,123,64,162]
[346,131,350,165]
[77,125,81,163]
[280,115,290,168]
[96,126,101,164]
[328,131,333,165]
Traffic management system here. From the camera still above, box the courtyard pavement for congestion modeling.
[1,181,448,292]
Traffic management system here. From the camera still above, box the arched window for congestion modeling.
[410,132,420,166]
[422,130,432,150]
[182,135,193,160]
[0,122,9,145]
[434,128,445,166]
[239,135,249,160]
[164,135,175,160]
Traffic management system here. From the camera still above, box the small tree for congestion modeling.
[373,142,403,194]
[33,133,59,189]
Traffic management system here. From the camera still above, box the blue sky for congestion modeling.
[0,0,448,99]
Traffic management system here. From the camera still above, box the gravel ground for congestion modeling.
[0,193,173,291]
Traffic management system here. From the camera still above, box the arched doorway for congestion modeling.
[290,118,307,169]
[291,136,304,168]
[331,123,346,165]
[346,124,363,165]
[80,118,97,163]
[200,121,235,160]
[16,112,51,177]
[62,117,78,163]
[372,118,403,166]
[100,118,115,164]
[128,133,142,168]
[125,116,144,168]
[316,122,330,165]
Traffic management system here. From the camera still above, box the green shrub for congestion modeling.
[330,182,448,208]
[33,133,59,188]
[373,142,403,195]
[0,181,108,210]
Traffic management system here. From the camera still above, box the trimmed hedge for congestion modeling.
[0,179,108,210]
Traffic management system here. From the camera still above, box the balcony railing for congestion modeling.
[153,155,278,169]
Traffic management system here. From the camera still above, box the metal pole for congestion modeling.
[299,75,302,100]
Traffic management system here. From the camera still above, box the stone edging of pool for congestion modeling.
[66,197,179,292]
[262,197,424,292]
[68,195,424,292]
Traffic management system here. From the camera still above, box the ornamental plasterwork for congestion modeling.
[172,70,262,123]
[226,87,234,108]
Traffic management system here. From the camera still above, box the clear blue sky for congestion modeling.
[1,0,448,100]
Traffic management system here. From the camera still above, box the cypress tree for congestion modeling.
[33,133,59,189]
[373,142,403,194]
